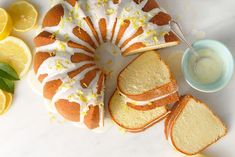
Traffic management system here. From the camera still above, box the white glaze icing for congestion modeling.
[120,90,178,106]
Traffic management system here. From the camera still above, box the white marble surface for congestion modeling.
[0,0,235,157]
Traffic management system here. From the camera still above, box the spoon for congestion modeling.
[169,20,199,57]
[169,20,213,72]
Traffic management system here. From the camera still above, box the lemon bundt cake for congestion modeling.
[33,0,179,130]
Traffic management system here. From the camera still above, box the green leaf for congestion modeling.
[0,78,15,93]
[0,62,20,80]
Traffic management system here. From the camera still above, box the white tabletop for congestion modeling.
[0,0,234,157]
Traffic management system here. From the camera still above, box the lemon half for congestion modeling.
[0,36,32,77]
[8,1,38,32]
[0,8,13,40]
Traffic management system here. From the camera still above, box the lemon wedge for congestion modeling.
[0,89,6,114]
[0,36,32,77]
[8,1,38,32]
[1,91,13,115]
[0,8,13,40]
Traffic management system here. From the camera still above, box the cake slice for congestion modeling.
[118,51,178,101]
[109,90,169,132]
[117,51,179,110]
[165,95,227,155]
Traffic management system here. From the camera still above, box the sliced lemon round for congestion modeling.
[0,36,32,77]
[8,1,38,32]
[1,91,13,115]
[0,8,13,40]
[0,90,6,114]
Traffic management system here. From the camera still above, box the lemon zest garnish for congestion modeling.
[146,29,157,36]
[86,3,90,11]
[97,0,108,6]
[67,16,73,23]
[152,36,158,44]
[55,59,67,70]
[81,106,90,116]
[69,10,74,17]
[75,3,80,10]
[51,30,60,40]
[74,13,79,19]
[64,33,69,40]
[65,60,70,64]
[133,23,139,30]
[134,11,141,16]
[106,59,113,65]
[106,8,115,15]
[157,31,169,38]
[49,112,57,122]
[59,42,66,51]
[59,80,73,89]
[50,115,56,121]
[124,6,132,12]
[68,78,76,84]
[88,92,97,100]
[76,90,83,95]
[71,92,88,103]
[67,95,73,100]
[79,95,88,103]
[81,111,87,116]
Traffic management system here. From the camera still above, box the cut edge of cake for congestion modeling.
[165,95,227,155]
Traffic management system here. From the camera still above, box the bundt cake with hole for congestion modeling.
[34,0,179,130]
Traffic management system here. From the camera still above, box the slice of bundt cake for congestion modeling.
[109,90,169,132]
[165,95,227,155]
[118,51,179,110]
